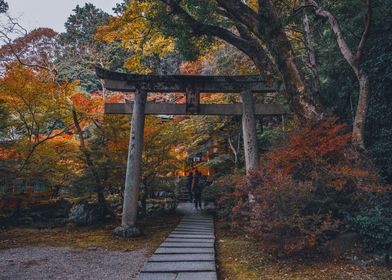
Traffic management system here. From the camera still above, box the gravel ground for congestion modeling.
[0,247,148,280]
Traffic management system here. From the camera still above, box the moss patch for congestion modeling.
[216,221,392,280]
[0,214,181,255]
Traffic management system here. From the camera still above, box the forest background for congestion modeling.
[0,0,392,257]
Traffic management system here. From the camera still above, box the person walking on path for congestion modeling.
[186,172,194,203]
[192,170,203,211]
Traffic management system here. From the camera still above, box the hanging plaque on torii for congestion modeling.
[185,87,200,114]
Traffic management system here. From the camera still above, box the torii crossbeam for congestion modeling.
[96,67,285,238]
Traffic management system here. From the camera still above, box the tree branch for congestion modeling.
[160,0,276,78]
[356,0,372,60]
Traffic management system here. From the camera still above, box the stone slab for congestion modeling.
[177,272,217,280]
[173,229,213,233]
[181,218,212,220]
[181,219,212,222]
[137,272,217,280]
[161,242,213,248]
[174,229,214,233]
[180,220,213,225]
[155,247,214,254]
[143,261,216,272]
[138,205,217,280]
[137,273,177,280]
[169,234,214,239]
[180,221,213,225]
[172,231,213,235]
[150,253,215,262]
[178,223,213,226]
[179,220,213,223]
[165,238,214,243]
[176,225,213,228]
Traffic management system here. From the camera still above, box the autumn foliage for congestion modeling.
[229,118,382,255]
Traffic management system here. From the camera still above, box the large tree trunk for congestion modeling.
[352,70,369,149]
[258,1,321,123]
[303,13,321,102]
[308,0,372,150]
[213,0,322,122]
[163,0,321,123]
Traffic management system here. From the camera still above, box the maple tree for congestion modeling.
[0,64,72,177]
[96,1,176,74]
[0,28,58,76]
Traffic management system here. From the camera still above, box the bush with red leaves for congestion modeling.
[229,118,383,255]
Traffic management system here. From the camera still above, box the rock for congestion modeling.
[113,226,142,239]
[323,232,361,257]
[67,202,103,226]
[1,199,71,228]
[16,217,34,226]
[145,198,178,216]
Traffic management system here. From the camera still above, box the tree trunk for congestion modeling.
[228,137,239,168]
[308,0,372,149]
[259,2,321,123]
[303,13,321,102]
[163,0,321,123]
[352,70,369,149]
[71,107,107,210]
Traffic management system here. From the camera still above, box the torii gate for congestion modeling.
[96,67,284,237]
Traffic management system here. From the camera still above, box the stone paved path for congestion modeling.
[137,203,217,280]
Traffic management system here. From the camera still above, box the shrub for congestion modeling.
[212,174,241,220]
[349,207,392,260]
[229,118,382,255]
[202,184,220,206]
[232,170,339,255]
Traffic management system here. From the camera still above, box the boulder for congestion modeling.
[1,199,71,228]
[113,226,142,239]
[145,198,177,216]
[67,202,103,226]
[323,232,361,257]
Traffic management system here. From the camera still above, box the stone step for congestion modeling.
[179,222,212,225]
[169,234,215,239]
[173,228,214,232]
[137,204,217,280]
[149,253,215,262]
[173,228,213,231]
[171,231,213,235]
[143,261,216,272]
[175,227,214,231]
[182,217,212,221]
[137,272,217,280]
[160,242,214,248]
[176,222,213,225]
[165,238,214,243]
[155,247,214,254]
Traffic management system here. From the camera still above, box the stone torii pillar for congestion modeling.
[113,89,147,238]
[241,89,260,174]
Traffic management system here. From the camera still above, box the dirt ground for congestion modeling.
[0,246,147,280]
[216,222,392,280]
[0,214,181,280]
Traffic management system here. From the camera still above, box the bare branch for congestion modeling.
[356,0,372,60]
